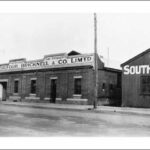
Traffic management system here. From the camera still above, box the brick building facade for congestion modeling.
[0,51,121,106]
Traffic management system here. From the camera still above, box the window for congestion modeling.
[74,78,81,95]
[102,83,106,91]
[117,74,121,88]
[14,80,19,93]
[30,79,36,94]
[141,76,150,94]
[109,83,113,91]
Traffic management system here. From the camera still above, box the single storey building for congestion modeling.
[0,50,121,106]
[121,48,150,108]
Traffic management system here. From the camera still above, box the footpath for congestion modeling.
[1,101,150,115]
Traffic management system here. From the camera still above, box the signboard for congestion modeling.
[0,54,94,73]
[123,65,150,75]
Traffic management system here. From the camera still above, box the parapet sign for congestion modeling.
[123,65,150,75]
[0,54,94,73]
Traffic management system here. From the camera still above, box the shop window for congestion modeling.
[14,80,19,93]
[30,79,36,94]
[74,78,81,95]
[141,76,150,94]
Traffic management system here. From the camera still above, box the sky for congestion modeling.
[1,13,150,69]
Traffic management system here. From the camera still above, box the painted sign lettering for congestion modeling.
[0,54,94,72]
[123,65,150,75]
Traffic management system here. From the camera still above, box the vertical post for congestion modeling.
[93,13,98,109]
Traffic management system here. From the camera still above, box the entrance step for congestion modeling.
[56,98,88,105]
[9,96,21,102]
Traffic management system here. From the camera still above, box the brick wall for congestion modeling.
[0,66,121,106]
[0,66,95,104]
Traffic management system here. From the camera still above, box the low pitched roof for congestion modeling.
[68,50,81,56]
[103,67,122,73]
[121,48,150,67]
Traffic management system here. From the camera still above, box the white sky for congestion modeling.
[1,13,150,69]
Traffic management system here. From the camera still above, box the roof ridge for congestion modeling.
[121,48,150,67]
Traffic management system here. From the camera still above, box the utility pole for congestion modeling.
[93,13,98,109]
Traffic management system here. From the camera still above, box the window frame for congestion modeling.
[30,78,37,95]
[140,75,150,95]
[109,83,113,91]
[74,76,82,95]
[14,79,19,94]
[102,82,106,91]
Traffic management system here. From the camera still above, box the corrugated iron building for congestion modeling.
[121,48,150,108]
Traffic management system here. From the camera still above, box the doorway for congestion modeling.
[50,79,57,103]
[0,82,7,101]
